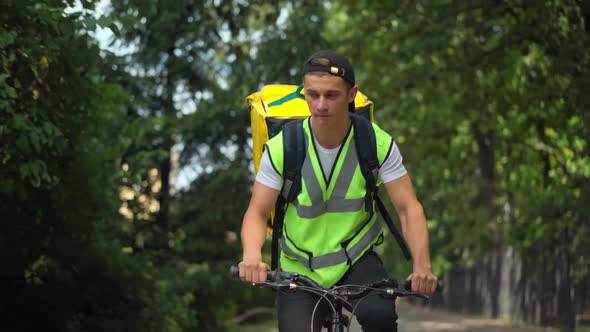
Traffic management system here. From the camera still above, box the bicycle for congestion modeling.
[229,266,441,332]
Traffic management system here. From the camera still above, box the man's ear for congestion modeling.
[349,85,359,103]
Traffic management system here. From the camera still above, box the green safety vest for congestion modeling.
[265,117,394,287]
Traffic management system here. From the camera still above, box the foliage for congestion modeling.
[0,1,197,330]
[330,0,590,327]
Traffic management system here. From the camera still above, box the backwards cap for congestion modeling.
[303,50,355,87]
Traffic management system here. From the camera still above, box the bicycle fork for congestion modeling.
[323,303,349,332]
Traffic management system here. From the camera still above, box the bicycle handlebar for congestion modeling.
[229,265,324,289]
[229,265,442,299]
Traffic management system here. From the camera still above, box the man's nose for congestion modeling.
[317,96,328,110]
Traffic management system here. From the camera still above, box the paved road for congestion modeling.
[343,299,544,332]
[234,299,547,332]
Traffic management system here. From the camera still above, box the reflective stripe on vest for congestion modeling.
[280,216,381,269]
[292,129,365,218]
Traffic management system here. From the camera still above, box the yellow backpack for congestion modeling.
[246,84,374,175]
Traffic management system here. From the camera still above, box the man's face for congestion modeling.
[303,73,357,127]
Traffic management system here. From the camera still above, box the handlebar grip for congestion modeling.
[403,279,444,292]
[229,265,278,280]
[229,265,240,278]
[401,279,410,290]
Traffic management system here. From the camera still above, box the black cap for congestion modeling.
[303,50,355,87]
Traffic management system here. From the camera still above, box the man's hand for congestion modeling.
[238,257,269,283]
[407,268,438,294]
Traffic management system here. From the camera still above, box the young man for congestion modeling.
[239,50,437,331]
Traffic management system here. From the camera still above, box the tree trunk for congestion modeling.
[472,124,496,209]
[557,226,576,331]
[154,45,178,230]
[155,149,171,228]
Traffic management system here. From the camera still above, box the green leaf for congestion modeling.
[67,11,83,20]
[0,31,17,48]
[12,114,29,130]
[59,20,75,38]
[574,137,586,152]
[15,134,31,153]
[83,15,97,31]
[545,127,558,139]
[96,15,113,29]
[108,23,121,38]
[30,130,41,153]
[33,3,49,11]
[562,147,574,160]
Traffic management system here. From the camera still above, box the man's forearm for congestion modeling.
[384,175,437,292]
[240,208,268,261]
[400,202,432,271]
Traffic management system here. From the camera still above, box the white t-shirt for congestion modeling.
[256,133,407,190]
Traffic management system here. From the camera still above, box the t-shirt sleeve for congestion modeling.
[379,140,407,184]
[255,149,283,190]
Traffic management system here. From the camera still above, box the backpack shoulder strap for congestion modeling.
[280,120,306,203]
[350,113,379,206]
[350,114,412,261]
[271,119,305,270]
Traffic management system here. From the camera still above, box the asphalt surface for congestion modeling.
[342,299,545,332]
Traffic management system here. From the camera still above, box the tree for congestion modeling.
[0,1,197,330]
[105,0,339,328]
[330,0,590,329]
